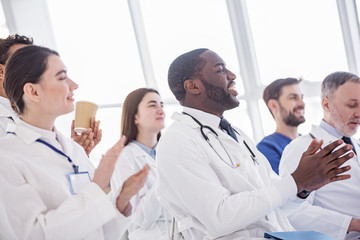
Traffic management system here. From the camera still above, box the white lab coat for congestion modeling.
[0,119,130,240]
[0,96,17,137]
[279,124,360,240]
[110,142,169,240]
[156,107,299,240]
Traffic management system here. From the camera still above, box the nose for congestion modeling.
[354,107,360,118]
[68,77,78,91]
[298,98,305,107]
[158,105,165,115]
[227,69,236,81]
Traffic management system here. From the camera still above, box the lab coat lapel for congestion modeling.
[310,125,339,146]
[311,125,360,165]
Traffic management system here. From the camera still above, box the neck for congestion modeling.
[136,130,158,148]
[275,121,299,139]
[21,110,56,131]
[182,101,224,118]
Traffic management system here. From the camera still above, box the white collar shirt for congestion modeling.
[0,119,130,240]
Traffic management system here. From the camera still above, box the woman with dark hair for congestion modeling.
[111,88,168,240]
[0,45,149,239]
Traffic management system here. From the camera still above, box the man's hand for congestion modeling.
[71,117,102,155]
[291,139,353,193]
[116,164,150,215]
[92,136,127,191]
[348,218,360,232]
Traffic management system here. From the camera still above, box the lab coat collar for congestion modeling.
[174,107,241,143]
[181,106,221,129]
[0,96,16,118]
[319,119,343,139]
[310,124,340,144]
[7,118,58,145]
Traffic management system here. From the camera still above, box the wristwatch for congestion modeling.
[297,189,312,199]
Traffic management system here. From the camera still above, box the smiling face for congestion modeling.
[277,84,305,126]
[135,92,165,135]
[35,55,78,117]
[323,81,360,137]
[197,50,239,115]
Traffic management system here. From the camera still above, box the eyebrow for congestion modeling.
[287,93,302,97]
[214,63,225,68]
[55,70,67,76]
[147,100,163,104]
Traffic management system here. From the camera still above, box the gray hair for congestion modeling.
[321,71,360,98]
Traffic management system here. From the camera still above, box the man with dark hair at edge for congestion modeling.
[156,48,354,239]
[257,78,305,174]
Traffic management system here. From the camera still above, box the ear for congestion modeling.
[0,64,4,82]
[267,99,279,114]
[184,79,201,95]
[134,113,139,125]
[23,82,41,103]
[322,97,330,113]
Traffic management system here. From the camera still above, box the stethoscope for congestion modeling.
[182,112,259,167]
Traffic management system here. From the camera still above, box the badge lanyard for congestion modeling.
[7,131,90,194]
[35,138,79,173]
[7,130,79,173]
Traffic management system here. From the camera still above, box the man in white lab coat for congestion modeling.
[279,71,360,240]
[0,34,32,137]
[156,48,353,239]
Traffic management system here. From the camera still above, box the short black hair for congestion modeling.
[321,71,360,98]
[168,48,208,101]
[4,45,58,114]
[0,34,33,64]
[263,78,301,104]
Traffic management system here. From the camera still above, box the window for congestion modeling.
[247,0,348,85]
[47,0,145,161]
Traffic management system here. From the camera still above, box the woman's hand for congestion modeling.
[71,117,102,156]
[116,164,150,216]
[92,136,126,191]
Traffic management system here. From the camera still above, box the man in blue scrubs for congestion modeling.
[257,78,305,174]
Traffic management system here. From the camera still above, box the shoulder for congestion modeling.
[119,142,143,158]
[286,134,312,148]
[257,133,278,146]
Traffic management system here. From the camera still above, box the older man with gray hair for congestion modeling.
[280,71,360,240]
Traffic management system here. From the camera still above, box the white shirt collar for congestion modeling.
[0,96,16,118]
[7,118,58,145]
[182,106,221,129]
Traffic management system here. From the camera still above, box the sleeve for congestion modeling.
[279,139,306,177]
[156,127,297,237]
[110,147,163,230]
[279,138,351,239]
[131,185,163,229]
[282,193,351,240]
[0,157,122,240]
[256,139,282,174]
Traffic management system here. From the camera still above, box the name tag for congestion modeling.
[66,172,91,195]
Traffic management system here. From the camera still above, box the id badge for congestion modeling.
[66,171,91,195]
